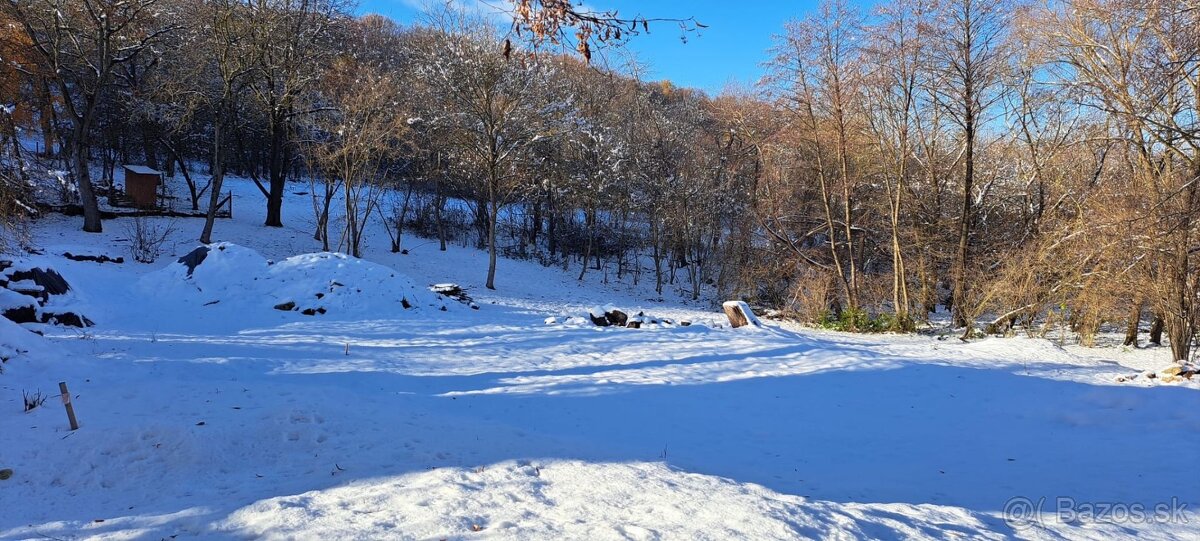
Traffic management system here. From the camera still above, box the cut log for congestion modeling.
[722,301,762,329]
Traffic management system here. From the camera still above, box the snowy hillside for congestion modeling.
[1,179,1198,540]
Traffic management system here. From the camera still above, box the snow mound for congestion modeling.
[142,243,447,317]
[0,316,44,361]
[214,460,1012,540]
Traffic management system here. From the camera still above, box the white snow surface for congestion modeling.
[1,177,1197,540]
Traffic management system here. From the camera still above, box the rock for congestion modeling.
[605,309,628,327]
[589,313,610,326]
[5,267,70,295]
[44,312,93,327]
[0,468,12,480]
[274,301,296,311]
[63,252,124,264]
[5,281,47,304]
[3,305,38,324]
[176,246,211,277]
[431,283,474,309]
[626,320,642,329]
[431,283,464,296]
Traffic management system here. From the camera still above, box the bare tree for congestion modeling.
[3,0,178,232]
[419,11,546,289]
[305,57,406,258]
[931,0,1012,330]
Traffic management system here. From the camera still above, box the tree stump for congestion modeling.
[722,301,761,328]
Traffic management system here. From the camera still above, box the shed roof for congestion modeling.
[123,165,161,175]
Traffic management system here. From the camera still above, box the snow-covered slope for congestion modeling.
[1,177,1197,540]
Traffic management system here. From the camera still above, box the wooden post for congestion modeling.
[59,381,79,430]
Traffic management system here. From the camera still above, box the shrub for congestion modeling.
[23,389,46,412]
[817,308,897,333]
[125,217,176,263]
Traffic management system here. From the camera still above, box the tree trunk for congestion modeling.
[578,208,595,281]
[1149,314,1164,346]
[435,187,447,252]
[952,117,975,329]
[71,123,103,233]
[140,120,159,170]
[486,197,499,290]
[264,110,288,227]
[1123,300,1142,347]
[200,114,226,244]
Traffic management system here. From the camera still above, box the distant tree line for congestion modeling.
[1,0,1198,359]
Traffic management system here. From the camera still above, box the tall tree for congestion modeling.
[932,0,1012,329]
[3,0,177,232]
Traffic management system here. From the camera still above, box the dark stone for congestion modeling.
[177,246,210,277]
[7,267,70,295]
[44,312,93,327]
[626,320,642,329]
[605,310,628,327]
[3,305,38,324]
[274,301,296,311]
[431,284,475,308]
[8,282,48,304]
[63,252,124,264]
[301,308,318,316]
[401,298,412,309]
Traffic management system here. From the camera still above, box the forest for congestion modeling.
[1,0,1198,359]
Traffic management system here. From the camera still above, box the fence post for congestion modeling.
[58,381,79,430]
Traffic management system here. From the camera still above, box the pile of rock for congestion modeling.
[587,307,690,329]
[0,261,92,328]
[1115,364,1197,384]
[430,284,479,310]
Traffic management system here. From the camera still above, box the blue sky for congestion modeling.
[356,1,829,94]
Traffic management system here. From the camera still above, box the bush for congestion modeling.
[23,389,46,412]
[125,217,176,263]
[817,308,897,333]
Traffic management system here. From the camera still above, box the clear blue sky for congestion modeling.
[356,1,830,94]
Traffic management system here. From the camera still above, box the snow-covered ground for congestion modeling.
[1,177,1197,540]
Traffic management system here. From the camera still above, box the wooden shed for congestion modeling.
[123,165,161,209]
